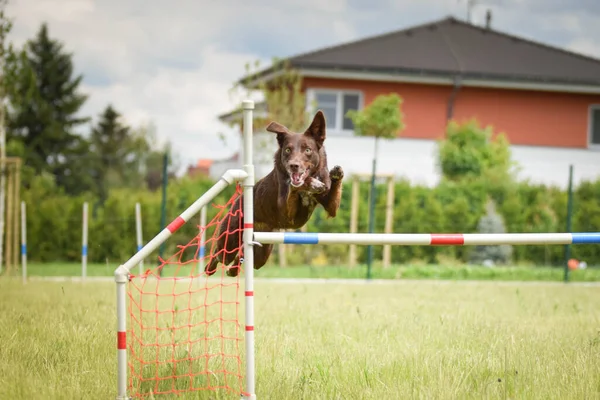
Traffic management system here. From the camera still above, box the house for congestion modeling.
[186,158,212,177]
[217,15,600,188]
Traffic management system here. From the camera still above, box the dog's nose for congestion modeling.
[289,163,300,172]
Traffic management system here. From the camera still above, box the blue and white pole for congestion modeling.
[82,202,88,279]
[254,232,600,246]
[197,205,207,276]
[20,201,26,284]
[135,202,144,275]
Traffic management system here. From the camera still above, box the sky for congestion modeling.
[6,0,600,172]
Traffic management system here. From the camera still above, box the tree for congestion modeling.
[345,93,405,276]
[345,93,405,140]
[469,199,513,266]
[0,0,12,273]
[233,58,308,130]
[89,106,178,200]
[228,58,309,166]
[89,105,133,201]
[5,22,89,194]
[437,119,516,183]
[129,121,179,192]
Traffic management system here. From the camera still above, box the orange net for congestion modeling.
[126,185,245,398]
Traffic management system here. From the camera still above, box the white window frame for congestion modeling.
[305,88,364,136]
[588,105,600,150]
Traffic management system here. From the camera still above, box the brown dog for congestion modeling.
[204,110,344,277]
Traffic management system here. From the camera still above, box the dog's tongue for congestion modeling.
[291,173,303,185]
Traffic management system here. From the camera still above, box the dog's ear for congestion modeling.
[266,121,291,148]
[304,110,326,148]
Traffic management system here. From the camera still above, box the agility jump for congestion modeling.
[112,100,600,400]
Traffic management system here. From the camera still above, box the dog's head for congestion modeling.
[266,111,326,188]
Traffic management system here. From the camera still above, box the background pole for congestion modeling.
[159,152,168,277]
[20,200,26,283]
[563,164,574,283]
[135,202,144,275]
[82,202,88,279]
[366,137,379,280]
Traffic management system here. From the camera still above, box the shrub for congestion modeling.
[469,200,513,266]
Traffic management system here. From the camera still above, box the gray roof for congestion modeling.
[256,16,600,86]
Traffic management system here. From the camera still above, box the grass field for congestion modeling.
[1,277,600,399]
[16,261,600,282]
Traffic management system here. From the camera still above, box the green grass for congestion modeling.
[17,261,600,283]
[1,278,600,399]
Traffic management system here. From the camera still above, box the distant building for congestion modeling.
[217,16,600,188]
[186,158,212,177]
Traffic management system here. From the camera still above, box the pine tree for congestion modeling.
[90,105,138,201]
[6,22,89,193]
[469,200,513,266]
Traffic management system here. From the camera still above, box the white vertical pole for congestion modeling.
[242,100,256,400]
[135,202,144,275]
[115,269,128,399]
[20,201,26,284]
[82,202,88,280]
[197,205,207,274]
[0,116,6,275]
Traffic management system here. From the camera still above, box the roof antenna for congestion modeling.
[485,9,492,29]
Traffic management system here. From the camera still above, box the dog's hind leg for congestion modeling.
[204,215,242,276]
[204,243,239,276]
[225,243,273,277]
[254,243,274,270]
[225,254,241,277]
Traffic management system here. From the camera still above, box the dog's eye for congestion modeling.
[285,148,291,153]
[305,148,312,154]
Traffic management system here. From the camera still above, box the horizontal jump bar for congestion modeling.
[253,232,600,246]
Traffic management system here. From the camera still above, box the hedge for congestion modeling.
[19,172,600,267]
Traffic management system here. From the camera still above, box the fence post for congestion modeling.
[82,202,88,279]
[382,176,395,268]
[135,202,144,275]
[563,164,574,283]
[21,201,26,284]
[159,152,168,277]
[349,175,359,267]
[197,205,207,275]
[366,137,379,280]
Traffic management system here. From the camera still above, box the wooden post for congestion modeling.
[13,159,20,274]
[349,175,359,267]
[382,176,395,268]
[0,158,21,275]
[5,161,13,273]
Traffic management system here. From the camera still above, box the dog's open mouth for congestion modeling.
[290,170,309,187]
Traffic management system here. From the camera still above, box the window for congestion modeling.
[306,89,363,135]
[590,105,600,148]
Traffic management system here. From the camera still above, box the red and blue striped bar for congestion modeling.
[253,232,600,246]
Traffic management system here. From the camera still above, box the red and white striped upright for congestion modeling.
[113,100,254,400]
[241,100,257,400]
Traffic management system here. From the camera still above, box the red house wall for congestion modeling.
[303,77,600,148]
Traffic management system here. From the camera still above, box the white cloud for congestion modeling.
[567,38,600,59]
[79,45,270,163]
[5,0,273,169]
[332,20,358,43]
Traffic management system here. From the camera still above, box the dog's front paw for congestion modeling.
[330,165,344,181]
[306,177,326,194]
